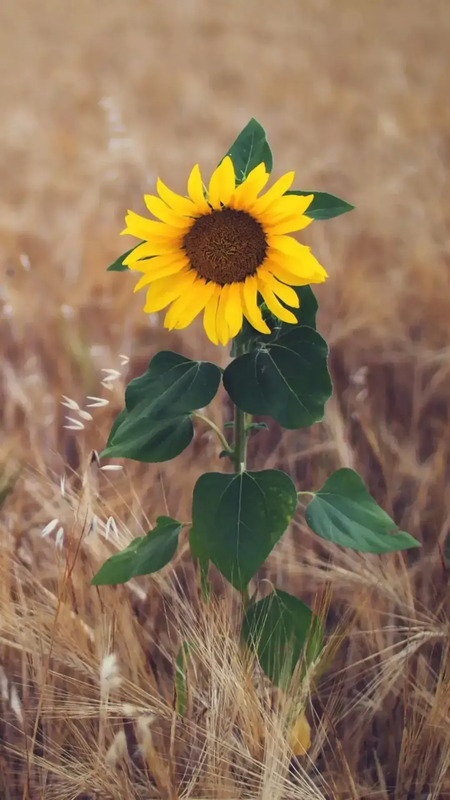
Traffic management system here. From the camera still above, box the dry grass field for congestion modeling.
[1,1,449,798]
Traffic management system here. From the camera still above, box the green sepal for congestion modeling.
[287,190,354,220]
[190,469,298,591]
[305,468,421,553]
[102,351,221,463]
[242,589,323,688]
[223,118,273,184]
[91,516,183,585]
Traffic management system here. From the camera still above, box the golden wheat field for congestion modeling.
[1,0,449,798]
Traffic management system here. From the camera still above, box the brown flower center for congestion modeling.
[183,208,267,285]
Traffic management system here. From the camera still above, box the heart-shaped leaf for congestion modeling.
[91,516,183,585]
[224,325,332,430]
[305,469,421,553]
[102,413,193,463]
[242,589,323,688]
[102,351,221,463]
[190,469,298,590]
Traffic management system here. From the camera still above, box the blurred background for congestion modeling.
[1,1,449,797]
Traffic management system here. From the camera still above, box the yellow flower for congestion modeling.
[122,157,328,345]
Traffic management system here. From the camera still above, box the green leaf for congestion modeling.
[242,589,322,688]
[91,516,182,585]
[190,470,298,590]
[106,407,128,443]
[106,247,134,272]
[224,326,332,430]
[102,351,221,463]
[103,413,193,463]
[224,118,273,184]
[293,285,318,330]
[287,190,354,220]
[124,351,220,413]
[305,469,421,554]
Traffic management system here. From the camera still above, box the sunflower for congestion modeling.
[122,157,328,345]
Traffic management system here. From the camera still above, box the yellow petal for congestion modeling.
[144,195,193,229]
[288,712,311,756]
[241,275,271,335]
[133,261,188,292]
[156,177,198,216]
[187,164,211,215]
[268,261,316,287]
[121,232,180,253]
[264,215,314,235]
[203,285,221,345]
[164,279,216,330]
[123,211,185,241]
[258,280,298,324]
[267,242,329,282]
[224,281,244,338]
[144,271,196,313]
[129,251,188,273]
[261,193,314,220]
[124,239,182,261]
[123,241,154,264]
[257,267,299,307]
[125,243,184,266]
[216,285,232,345]
[250,171,295,216]
[208,156,236,210]
[229,163,270,210]
[267,234,310,259]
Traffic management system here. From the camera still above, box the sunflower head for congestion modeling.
[122,157,328,345]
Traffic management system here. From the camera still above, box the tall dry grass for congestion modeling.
[1,0,449,797]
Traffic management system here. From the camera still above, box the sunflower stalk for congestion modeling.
[231,342,248,474]
[92,118,421,763]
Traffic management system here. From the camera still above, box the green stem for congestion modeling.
[232,403,247,473]
[232,343,247,473]
[231,343,250,605]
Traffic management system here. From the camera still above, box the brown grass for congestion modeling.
[1,0,449,797]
